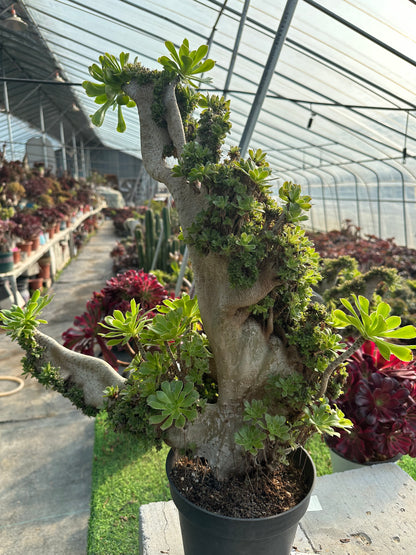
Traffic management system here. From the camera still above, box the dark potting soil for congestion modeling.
[170,457,308,518]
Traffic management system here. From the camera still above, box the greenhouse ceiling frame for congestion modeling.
[0,0,415,242]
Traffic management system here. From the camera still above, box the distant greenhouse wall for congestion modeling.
[286,158,416,248]
[88,149,141,181]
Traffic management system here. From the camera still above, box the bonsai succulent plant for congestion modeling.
[1,41,416,540]
[326,339,416,464]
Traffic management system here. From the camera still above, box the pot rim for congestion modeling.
[328,444,402,465]
[166,447,316,523]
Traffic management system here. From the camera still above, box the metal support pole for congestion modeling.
[85,147,91,178]
[239,0,299,156]
[80,137,86,178]
[357,163,380,237]
[60,120,67,172]
[309,170,328,232]
[39,101,48,167]
[3,81,14,159]
[385,163,408,247]
[223,0,250,97]
[175,247,190,298]
[72,131,79,179]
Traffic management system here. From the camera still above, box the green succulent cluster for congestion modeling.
[323,265,398,307]
[332,294,416,361]
[0,290,51,348]
[83,52,137,132]
[179,148,289,288]
[287,303,344,373]
[83,39,215,138]
[101,295,213,441]
[271,224,321,321]
[235,395,351,463]
[196,95,232,162]
[0,291,98,417]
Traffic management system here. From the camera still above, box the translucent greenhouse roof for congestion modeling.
[1,1,415,202]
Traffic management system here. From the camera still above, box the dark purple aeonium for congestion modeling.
[327,340,416,463]
[62,269,169,368]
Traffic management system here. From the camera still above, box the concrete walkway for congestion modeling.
[0,219,117,555]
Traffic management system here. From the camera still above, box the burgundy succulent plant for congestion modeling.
[327,340,416,463]
[11,212,43,242]
[110,241,140,274]
[308,220,416,278]
[34,206,65,229]
[62,269,169,368]
[104,206,146,236]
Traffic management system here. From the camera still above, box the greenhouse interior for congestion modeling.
[1,0,415,243]
[1,1,416,554]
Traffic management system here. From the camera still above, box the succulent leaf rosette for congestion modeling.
[327,340,416,463]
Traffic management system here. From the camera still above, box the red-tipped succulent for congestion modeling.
[327,340,416,463]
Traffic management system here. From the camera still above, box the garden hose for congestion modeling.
[0,376,24,397]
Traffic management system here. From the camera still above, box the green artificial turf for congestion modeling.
[398,455,416,480]
[305,433,333,476]
[88,417,416,554]
[88,412,170,555]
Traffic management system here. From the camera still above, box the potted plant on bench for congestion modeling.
[326,337,416,471]
[1,40,416,555]
[0,219,17,273]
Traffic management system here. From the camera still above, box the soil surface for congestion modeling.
[170,456,309,518]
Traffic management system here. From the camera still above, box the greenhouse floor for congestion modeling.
[0,219,117,555]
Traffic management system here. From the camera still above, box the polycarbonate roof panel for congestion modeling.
[1,0,415,187]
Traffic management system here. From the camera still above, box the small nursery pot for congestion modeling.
[12,248,21,264]
[0,252,14,273]
[29,277,44,292]
[17,241,33,257]
[167,448,315,555]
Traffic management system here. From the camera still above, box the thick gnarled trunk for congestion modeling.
[123,79,302,478]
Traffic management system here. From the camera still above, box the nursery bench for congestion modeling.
[139,462,416,554]
[0,205,104,306]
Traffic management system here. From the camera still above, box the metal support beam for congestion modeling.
[358,164,381,238]
[39,101,48,167]
[72,131,79,179]
[3,80,14,159]
[239,0,299,157]
[303,0,416,69]
[80,138,86,178]
[223,0,250,97]
[60,120,67,172]
[383,162,408,247]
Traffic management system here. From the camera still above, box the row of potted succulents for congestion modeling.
[0,160,100,273]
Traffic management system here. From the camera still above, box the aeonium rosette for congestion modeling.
[327,339,416,463]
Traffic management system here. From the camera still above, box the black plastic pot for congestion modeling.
[328,444,402,473]
[167,448,315,555]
